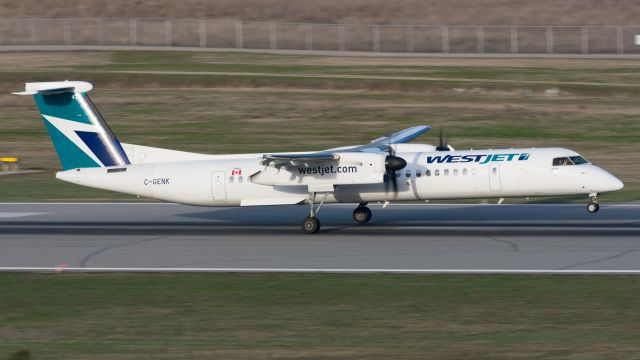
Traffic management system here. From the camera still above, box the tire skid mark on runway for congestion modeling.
[558,250,638,270]
[78,235,167,268]
[486,236,520,252]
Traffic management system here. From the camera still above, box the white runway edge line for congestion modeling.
[2,267,640,275]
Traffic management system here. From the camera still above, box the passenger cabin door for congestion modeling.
[489,164,502,192]
[211,171,227,200]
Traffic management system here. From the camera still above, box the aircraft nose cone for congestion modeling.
[596,167,624,192]
[609,175,624,191]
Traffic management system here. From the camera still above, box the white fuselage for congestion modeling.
[56,146,623,206]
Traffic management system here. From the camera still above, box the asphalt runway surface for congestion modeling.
[1,202,639,274]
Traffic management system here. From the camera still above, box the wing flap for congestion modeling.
[262,152,339,166]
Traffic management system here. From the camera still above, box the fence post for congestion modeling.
[581,27,589,54]
[338,25,346,51]
[29,19,36,45]
[617,27,624,54]
[97,18,104,45]
[63,19,71,45]
[199,20,206,48]
[546,26,554,54]
[129,19,137,45]
[269,22,277,49]
[235,21,243,49]
[164,19,172,46]
[305,24,312,50]
[372,25,380,52]
[477,26,484,53]
[442,25,449,53]
[510,26,518,54]
[406,25,414,52]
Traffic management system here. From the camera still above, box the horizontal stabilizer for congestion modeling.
[13,81,93,95]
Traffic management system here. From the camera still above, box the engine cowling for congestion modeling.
[390,144,437,153]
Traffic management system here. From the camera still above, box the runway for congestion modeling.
[1,202,639,273]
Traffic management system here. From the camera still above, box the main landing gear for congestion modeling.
[302,192,328,234]
[587,194,600,214]
[353,203,372,224]
[301,196,373,234]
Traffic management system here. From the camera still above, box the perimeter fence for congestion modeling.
[1,18,639,54]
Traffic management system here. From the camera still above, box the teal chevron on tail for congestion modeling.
[14,81,130,170]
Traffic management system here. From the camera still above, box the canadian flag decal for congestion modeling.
[231,168,242,176]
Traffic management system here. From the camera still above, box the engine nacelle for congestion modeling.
[251,152,386,186]
[391,143,437,153]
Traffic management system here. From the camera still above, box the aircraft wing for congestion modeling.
[261,125,429,166]
[324,125,431,153]
[351,125,431,152]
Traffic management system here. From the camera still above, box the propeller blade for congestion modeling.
[435,128,450,151]
[391,170,398,193]
[384,154,406,194]
[383,132,406,194]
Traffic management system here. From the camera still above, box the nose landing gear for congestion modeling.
[353,203,372,224]
[587,194,599,213]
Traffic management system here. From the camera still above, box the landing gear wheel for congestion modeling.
[587,202,600,213]
[302,216,321,234]
[353,206,372,224]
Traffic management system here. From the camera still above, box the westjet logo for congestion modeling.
[298,165,358,176]
[426,153,530,165]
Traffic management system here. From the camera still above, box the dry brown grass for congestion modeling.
[1,0,639,26]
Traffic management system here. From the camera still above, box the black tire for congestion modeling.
[302,216,321,234]
[353,206,372,224]
[587,202,600,213]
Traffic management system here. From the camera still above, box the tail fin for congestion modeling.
[15,81,130,170]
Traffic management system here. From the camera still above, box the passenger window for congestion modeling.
[396,172,401,178]
[462,168,468,175]
[416,170,422,177]
[238,176,244,183]
[229,176,235,183]
[453,169,458,176]
[492,167,497,174]
[472,168,477,175]
[444,169,449,176]
[405,170,412,177]
[435,169,440,176]
[552,157,573,166]
[426,169,431,177]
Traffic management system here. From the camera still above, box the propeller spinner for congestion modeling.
[384,145,407,193]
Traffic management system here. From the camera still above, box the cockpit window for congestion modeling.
[553,156,590,166]
[552,157,572,166]
[569,156,589,165]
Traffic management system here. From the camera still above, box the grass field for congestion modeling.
[2,0,639,26]
[0,50,639,202]
[0,273,639,359]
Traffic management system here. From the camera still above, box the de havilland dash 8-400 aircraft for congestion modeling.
[16,81,624,233]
